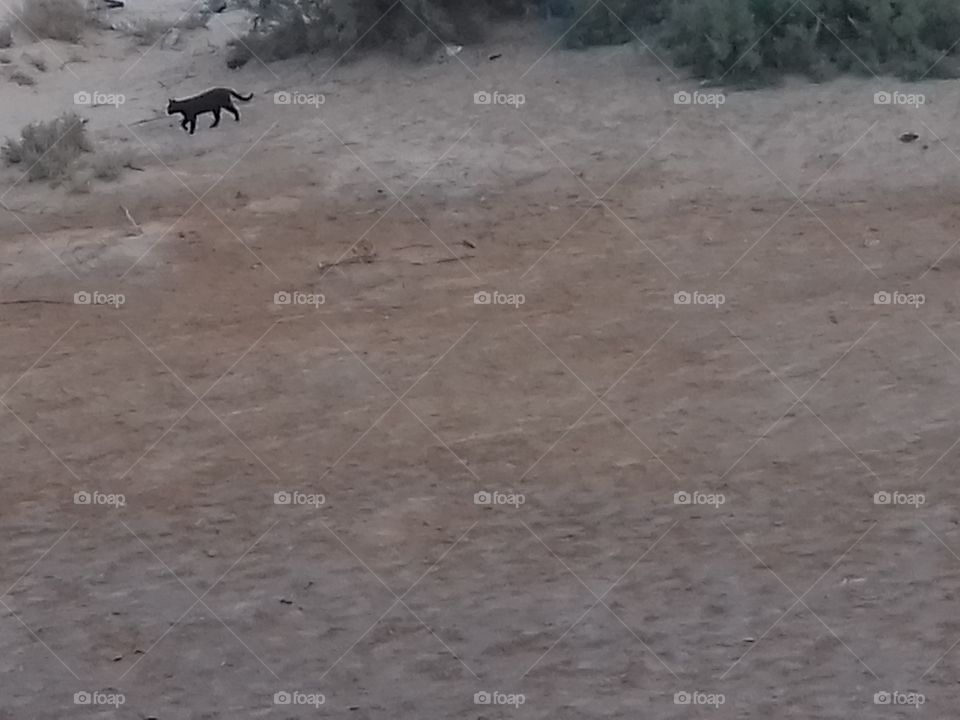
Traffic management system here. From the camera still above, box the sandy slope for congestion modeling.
[2,9,960,719]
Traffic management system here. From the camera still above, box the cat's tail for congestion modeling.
[230,90,254,102]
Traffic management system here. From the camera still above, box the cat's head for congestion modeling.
[166,99,177,114]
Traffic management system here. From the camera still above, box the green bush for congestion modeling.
[666,0,960,81]
[223,0,960,81]
[550,0,960,80]
[229,0,495,66]
[553,0,666,48]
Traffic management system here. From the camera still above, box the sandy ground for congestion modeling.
[4,3,960,718]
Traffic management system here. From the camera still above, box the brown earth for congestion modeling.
[2,11,960,720]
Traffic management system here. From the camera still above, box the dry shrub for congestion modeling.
[9,68,35,85]
[118,7,209,45]
[2,112,92,181]
[90,146,138,181]
[67,171,91,193]
[22,51,46,70]
[17,0,87,42]
[124,18,170,45]
[176,7,212,30]
[228,0,487,66]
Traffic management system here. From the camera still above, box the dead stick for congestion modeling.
[121,205,142,235]
[411,254,475,265]
[0,299,71,305]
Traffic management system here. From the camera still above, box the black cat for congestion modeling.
[166,87,253,135]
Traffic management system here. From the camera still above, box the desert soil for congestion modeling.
[3,3,960,719]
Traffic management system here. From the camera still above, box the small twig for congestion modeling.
[0,299,70,305]
[411,254,475,266]
[318,254,375,270]
[121,204,143,235]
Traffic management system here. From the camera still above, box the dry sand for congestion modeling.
[3,3,960,718]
